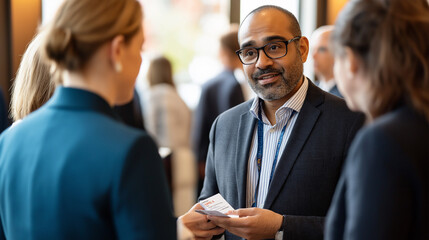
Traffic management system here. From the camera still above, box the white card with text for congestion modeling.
[198,193,238,218]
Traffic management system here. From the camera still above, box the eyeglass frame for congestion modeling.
[235,36,302,65]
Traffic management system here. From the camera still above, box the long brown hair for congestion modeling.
[42,0,143,72]
[147,56,175,88]
[332,0,429,120]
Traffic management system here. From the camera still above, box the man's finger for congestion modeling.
[193,227,225,238]
[198,219,218,230]
[208,215,249,229]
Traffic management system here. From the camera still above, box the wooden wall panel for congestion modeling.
[327,0,348,25]
[11,0,41,78]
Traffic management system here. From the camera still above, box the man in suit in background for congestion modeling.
[192,27,245,194]
[311,25,342,98]
[114,89,145,130]
[181,5,363,240]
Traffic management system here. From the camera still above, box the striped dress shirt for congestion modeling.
[246,78,308,208]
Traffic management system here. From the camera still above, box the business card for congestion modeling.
[198,193,238,218]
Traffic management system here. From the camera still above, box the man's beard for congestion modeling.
[248,59,303,101]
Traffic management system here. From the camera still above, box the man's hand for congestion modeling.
[179,203,225,240]
[207,208,283,240]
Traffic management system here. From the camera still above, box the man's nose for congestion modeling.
[255,49,274,69]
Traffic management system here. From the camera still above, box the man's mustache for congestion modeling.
[252,68,282,79]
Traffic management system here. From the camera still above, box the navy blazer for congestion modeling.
[0,87,176,240]
[200,80,364,240]
[192,70,245,165]
[325,104,429,240]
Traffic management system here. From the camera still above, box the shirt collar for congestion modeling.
[318,79,336,92]
[250,77,308,125]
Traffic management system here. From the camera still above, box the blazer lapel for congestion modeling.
[263,81,323,209]
[235,104,257,208]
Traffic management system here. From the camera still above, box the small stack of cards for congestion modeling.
[196,193,239,218]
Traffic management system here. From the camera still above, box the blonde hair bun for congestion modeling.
[45,27,79,70]
[41,0,143,72]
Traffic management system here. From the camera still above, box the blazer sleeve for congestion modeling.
[283,112,364,240]
[111,135,176,240]
[343,128,416,240]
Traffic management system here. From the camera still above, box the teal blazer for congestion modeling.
[0,87,176,240]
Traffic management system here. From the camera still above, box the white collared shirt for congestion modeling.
[318,79,336,93]
[246,77,308,208]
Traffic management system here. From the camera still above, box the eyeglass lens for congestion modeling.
[239,41,288,64]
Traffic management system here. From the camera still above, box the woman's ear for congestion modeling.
[110,35,125,72]
[344,47,361,76]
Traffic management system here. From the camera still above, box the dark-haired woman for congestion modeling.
[325,0,429,239]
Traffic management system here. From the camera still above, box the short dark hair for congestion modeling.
[241,5,301,37]
[220,27,239,54]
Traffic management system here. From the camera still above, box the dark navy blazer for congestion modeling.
[0,87,176,240]
[325,104,429,240]
[200,80,364,240]
[192,70,245,165]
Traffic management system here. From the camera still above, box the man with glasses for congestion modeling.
[181,5,363,240]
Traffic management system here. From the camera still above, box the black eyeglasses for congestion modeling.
[235,36,301,65]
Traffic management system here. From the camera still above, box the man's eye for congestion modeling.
[244,50,256,57]
[268,44,283,51]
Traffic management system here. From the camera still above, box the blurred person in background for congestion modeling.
[114,89,145,130]
[310,25,342,98]
[0,88,9,134]
[325,0,429,239]
[192,26,246,194]
[0,0,176,239]
[144,55,196,217]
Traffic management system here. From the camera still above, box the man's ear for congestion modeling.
[298,36,310,63]
[109,35,125,71]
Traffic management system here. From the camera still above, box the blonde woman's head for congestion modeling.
[42,0,143,72]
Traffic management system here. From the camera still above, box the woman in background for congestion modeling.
[0,0,176,239]
[325,0,429,239]
[145,55,192,150]
[144,55,196,216]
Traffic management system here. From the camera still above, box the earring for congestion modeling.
[114,62,123,73]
